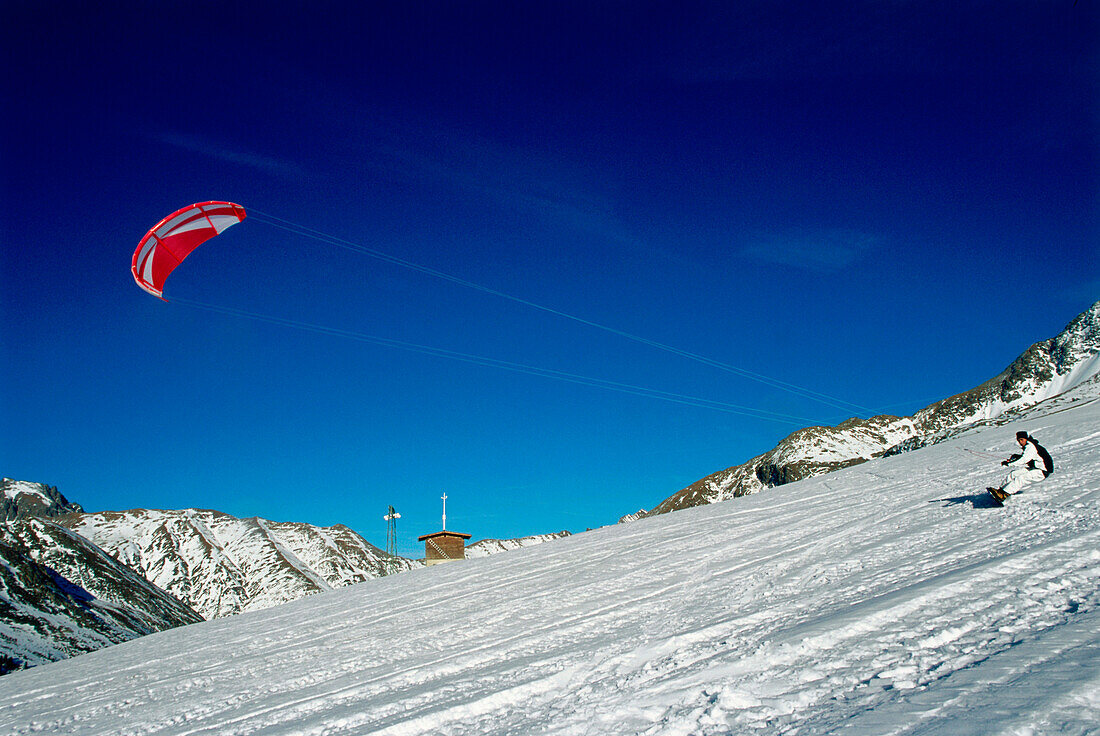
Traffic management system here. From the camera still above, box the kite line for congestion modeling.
[246,208,872,416]
[171,296,830,426]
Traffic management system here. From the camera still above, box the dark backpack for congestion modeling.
[1030,439,1054,477]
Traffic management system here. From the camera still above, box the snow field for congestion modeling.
[1,389,1098,735]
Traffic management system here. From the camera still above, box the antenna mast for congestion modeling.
[384,505,401,575]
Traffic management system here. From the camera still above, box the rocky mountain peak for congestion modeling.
[1,478,83,521]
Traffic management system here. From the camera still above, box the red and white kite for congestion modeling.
[131,201,247,299]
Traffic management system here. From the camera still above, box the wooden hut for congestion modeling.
[418,530,472,565]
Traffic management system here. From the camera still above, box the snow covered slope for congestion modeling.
[59,510,418,619]
[0,518,201,673]
[645,299,1100,516]
[2,381,1096,734]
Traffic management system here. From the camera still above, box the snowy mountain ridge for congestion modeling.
[466,531,571,558]
[2,375,1096,734]
[641,299,1100,517]
[59,508,419,620]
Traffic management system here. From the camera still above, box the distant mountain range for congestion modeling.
[60,509,418,619]
[466,531,571,558]
[632,299,1100,518]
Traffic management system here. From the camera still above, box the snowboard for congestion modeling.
[986,487,1007,506]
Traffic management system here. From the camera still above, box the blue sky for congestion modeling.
[2,2,1097,556]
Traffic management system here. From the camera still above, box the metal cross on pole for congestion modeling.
[441,492,448,531]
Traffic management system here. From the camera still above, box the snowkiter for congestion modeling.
[988,431,1052,502]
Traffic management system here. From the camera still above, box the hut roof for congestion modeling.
[418,530,472,541]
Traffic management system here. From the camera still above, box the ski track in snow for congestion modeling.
[2,391,1099,735]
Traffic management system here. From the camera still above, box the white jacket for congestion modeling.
[1008,440,1050,474]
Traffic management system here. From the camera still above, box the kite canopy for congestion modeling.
[132,201,247,299]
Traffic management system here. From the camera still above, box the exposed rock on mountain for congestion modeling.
[638,300,1100,518]
[645,415,918,516]
[60,509,418,619]
[1,478,83,520]
[0,518,202,674]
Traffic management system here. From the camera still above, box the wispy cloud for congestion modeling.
[740,229,880,272]
[154,131,306,180]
